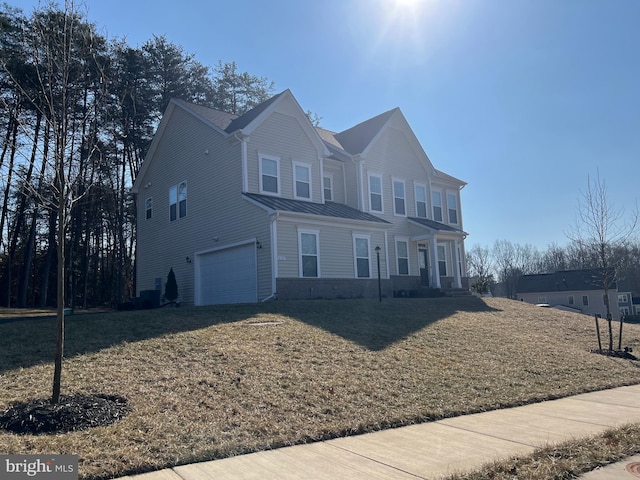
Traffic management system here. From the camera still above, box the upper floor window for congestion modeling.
[415,184,427,218]
[393,179,406,216]
[354,235,371,278]
[145,197,153,220]
[169,181,187,221]
[260,155,280,195]
[432,190,443,222]
[582,295,589,306]
[369,174,383,213]
[447,192,459,224]
[396,239,409,275]
[294,162,311,200]
[618,294,628,303]
[323,175,333,201]
[299,230,319,278]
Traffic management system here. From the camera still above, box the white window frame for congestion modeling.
[447,191,459,225]
[393,179,406,216]
[582,295,589,306]
[432,190,443,222]
[368,174,383,213]
[395,238,409,275]
[298,229,320,278]
[293,161,312,200]
[259,154,281,195]
[353,234,371,278]
[618,294,629,303]
[169,181,186,221]
[414,183,427,218]
[437,244,447,277]
[323,174,333,202]
[621,306,630,315]
[568,295,575,305]
[145,197,153,220]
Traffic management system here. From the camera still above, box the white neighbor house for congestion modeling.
[132,90,468,305]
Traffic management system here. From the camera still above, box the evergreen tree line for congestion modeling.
[0,2,275,308]
[467,239,640,299]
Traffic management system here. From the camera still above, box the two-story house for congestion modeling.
[132,90,468,305]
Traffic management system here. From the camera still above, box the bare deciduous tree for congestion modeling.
[568,172,639,351]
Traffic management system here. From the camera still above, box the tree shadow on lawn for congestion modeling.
[0,296,501,373]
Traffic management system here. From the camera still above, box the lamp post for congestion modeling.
[375,245,382,302]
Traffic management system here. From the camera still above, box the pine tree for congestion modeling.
[165,267,178,303]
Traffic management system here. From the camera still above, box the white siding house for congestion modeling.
[132,90,468,305]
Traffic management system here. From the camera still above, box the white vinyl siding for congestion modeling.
[294,162,312,200]
[369,174,383,213]
[415,184,427,218]
[393,179,406,216]
[298,229,320,277]
[260,155,280,195]
[353,235,371,278]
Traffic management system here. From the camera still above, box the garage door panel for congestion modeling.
[198,244,257,305]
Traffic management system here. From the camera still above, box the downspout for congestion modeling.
[269,211,279,298]
[233,132,248,192]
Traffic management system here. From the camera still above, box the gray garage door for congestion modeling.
[198,243,257,305]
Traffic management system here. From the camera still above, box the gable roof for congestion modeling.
[172,98,237,131]
[224,91,285,133]
[244,193,390,224]
[517,269,615,294]
[334,109,397,155]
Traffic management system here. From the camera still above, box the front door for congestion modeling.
[419,247,429,286]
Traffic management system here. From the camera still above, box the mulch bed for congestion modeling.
[0,394,130,435]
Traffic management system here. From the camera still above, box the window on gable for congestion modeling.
[294,163,311,199]
[369,174,383,213]
[396,240,409,275]
[393,180,406,216]
[260,155,280,195]
[415,184,427,218]
[169,182,187,221]
[323,176,333,201]
[145,197,153,220]
[432,190,443,222]
[299,230,319,278]
[447,192,459,224]
[354,236,371,278]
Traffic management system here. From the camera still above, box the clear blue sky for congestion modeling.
[17,0,640,251]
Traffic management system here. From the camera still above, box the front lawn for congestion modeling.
[1,297,639,479]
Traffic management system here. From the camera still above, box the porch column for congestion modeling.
[430,238,441,288]
[452,240,462,288]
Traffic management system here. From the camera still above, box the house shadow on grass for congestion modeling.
[267,296,502,351]
[0,297,501,373]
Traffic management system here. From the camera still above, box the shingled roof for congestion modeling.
[516,269,614,294]
[333,108,398,155]
[244,193,390,224]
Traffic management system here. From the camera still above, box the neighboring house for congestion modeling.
[516,269,620,320]
[132,90,468,305]
[633,296,640,316]
[616,280,634,316]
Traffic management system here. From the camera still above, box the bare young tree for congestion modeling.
[466,244,493,294]
[568,172,639,351]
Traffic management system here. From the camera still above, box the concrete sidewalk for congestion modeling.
[117,384,640,480]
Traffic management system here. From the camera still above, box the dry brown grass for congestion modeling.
[1,297,640,479]
[446,423,640,480]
